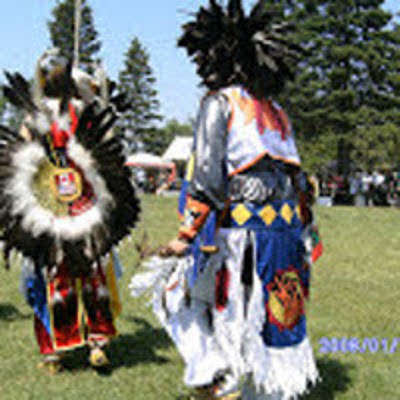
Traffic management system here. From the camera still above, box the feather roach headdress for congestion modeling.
[178,0,304,96]
[0,63,139,273]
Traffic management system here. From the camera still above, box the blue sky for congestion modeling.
[0,0,398,123]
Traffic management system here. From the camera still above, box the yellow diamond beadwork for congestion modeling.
[259,204,277,226]
[295,204,301,219]
[231,204,252,226]
[280,203,294,224]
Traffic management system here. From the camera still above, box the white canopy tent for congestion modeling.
[162,137,193,162]
[126,152,169,168]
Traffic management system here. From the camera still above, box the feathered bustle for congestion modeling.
[178,0,304,96]
[0,60,139,273]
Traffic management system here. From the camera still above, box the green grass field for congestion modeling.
[0,195,399,400]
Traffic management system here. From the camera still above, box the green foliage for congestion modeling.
[161,119,192,137]
[298,130,338,173]
[266,0,400,173]
[48,0,101,66]
[350,107,400,170]
[118,37,162,154]
[146,119,192,156]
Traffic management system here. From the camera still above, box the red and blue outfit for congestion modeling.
[22,103,121,355]
[158,86,323,399]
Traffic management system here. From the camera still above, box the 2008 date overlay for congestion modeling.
[319,337,400,354]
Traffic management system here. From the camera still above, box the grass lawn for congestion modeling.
[0,195,399,399]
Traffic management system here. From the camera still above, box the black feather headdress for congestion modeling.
[178,0,303,96]
[0,67,139,274]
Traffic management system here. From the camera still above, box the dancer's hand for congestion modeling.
[159,238,189,257]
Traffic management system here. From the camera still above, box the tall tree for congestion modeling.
[118,37,162,153]
[264,0,400,172]
[48,0,101,66]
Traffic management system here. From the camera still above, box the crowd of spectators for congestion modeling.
[318,170,400,206]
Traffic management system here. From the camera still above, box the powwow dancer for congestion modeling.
[1,49,139,373]
[130,1,323,399]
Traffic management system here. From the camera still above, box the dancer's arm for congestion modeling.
[165,94,230,254]
[177,93,230,243]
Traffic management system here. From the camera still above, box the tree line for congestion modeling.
[267,0,400,173]
[1,0,400,172]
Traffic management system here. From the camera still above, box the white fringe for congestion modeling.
[6,139,114,241]
[130,237,318,399]
[248,337,318,400]
[129,256,180,298]
[130,256,229,387]
[239,230,318,400]
[212,231,248,381]
[244,280,318,400]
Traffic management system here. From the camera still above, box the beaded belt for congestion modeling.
[228,199,302,229]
